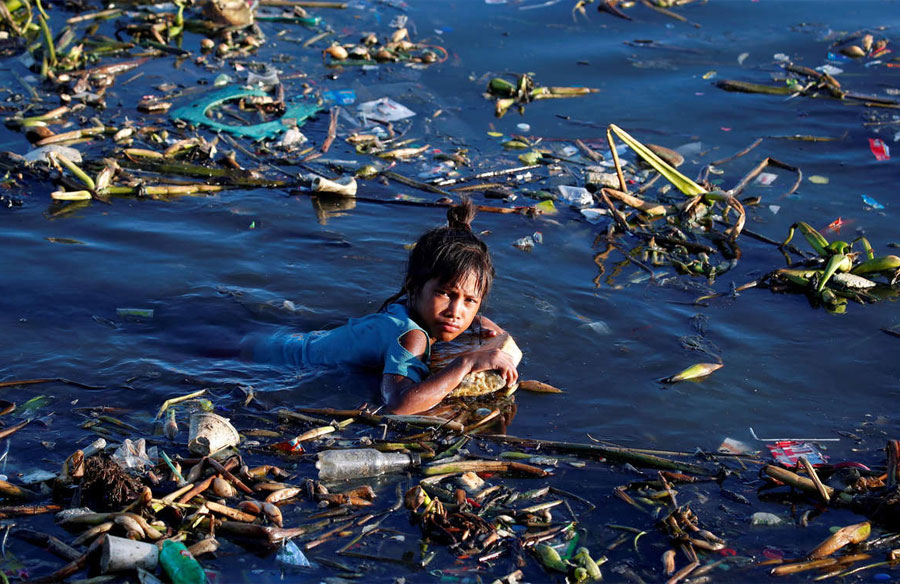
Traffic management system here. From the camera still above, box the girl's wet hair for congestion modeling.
[381,198,494,310]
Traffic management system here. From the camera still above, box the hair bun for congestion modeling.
[447,197,476,231]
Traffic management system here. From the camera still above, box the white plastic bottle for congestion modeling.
[316,448,421,481]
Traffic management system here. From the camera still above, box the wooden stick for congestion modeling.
[602,187,668,216]
[207,458,253,495]
[321,106,338,153]
[30,537,103,583]
[665,560,698,584]
[0,377,103,390]
[177,476,214,504]
[798,456,830,504]
[0,479,35,500]
[423,459,548,477]
[480,434,715,475]
[0,504,61,518]
[13,529,81,562]
[205,501,257,523]
[763,465,835,498]
[575,139,602,162]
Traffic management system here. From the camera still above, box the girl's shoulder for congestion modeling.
[381,303,410,322]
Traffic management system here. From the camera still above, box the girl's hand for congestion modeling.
[465,348,519,387]
[474,315,505,338]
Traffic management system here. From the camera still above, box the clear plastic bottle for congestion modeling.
[316,448,421,481]
[159,540,207,584]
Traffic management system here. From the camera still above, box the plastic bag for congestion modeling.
[276,540,311,567]
[113,438,157,470]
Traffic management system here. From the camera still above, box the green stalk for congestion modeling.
[855,235,875,261]
[715,79,796,95]
[104,184,225,196]
[817,253,851,293]
[117,157,288,188]
[37,14,55,66]
[54,153,94,190]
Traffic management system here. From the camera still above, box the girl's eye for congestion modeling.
[466,297,479,304]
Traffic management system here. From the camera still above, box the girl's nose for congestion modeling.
[446,298,464,319]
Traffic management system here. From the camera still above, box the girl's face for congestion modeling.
[412,272,483,343]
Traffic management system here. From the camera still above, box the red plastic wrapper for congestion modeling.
[269,437,304,454]
[869,138,890,161]
[766,440,828,467]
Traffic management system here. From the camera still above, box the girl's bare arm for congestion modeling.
[381,330,518,415]
[474,314,505,337]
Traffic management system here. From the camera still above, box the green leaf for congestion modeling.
[608,124,706,196]
[661,362,722,383]
[15,395,52,417]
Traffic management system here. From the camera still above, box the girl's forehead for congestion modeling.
[439,271,484,296]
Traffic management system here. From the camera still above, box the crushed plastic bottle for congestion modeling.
[557,185,593,208]
[159,540,206,584]
[316,448,420,481]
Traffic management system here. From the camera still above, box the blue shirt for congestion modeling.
[251,303,432,382]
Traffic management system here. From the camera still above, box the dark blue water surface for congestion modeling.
[4,0,900,581]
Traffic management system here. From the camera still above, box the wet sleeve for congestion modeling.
[383,336,430,383]
[247,329,307,367]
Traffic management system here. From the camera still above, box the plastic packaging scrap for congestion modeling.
[750,512,784,526]
[357,97,416,123]
[718,437,755,455]
[513,232,542,251]
[869,138,890,161]
[276,539,312,567]
[580,208,607,224]
[316,448,420,481]
[170,87,322,141]
[767,440,828,467]
[23,145,82,164]
[754,172,778,186]
[159,539,207,584]
[862,194,885,209]
[113,438,156,470]
[21,469,57,484]
[816,64,843,76]
[246,66,279,88]
[278,127,308,150]
[557,185,593,208]
[322,89,357,106]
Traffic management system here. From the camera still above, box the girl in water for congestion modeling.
[246,198,518,414]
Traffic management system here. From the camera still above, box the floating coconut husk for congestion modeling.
[443,333,523,398]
